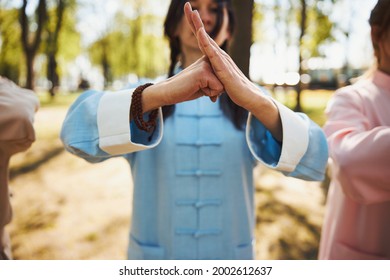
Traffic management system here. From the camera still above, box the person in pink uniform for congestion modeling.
[318,0,390,260]
[0,76,39,259]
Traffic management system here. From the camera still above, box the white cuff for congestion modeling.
[246,100,309,172]
[97,89,163,155]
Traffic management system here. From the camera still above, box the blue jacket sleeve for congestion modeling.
[61,88,164,163]
[60,90,111,163]
[246,101,328,181]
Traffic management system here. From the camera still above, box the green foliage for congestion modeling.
[137,35,168,78]
[41,0,81,77]
[88,11,168,84]
[0,1,80,86]
[38,90,81,108]
[299,1,334,58]
[0,8,24,83]
[272,88,331,126]
[253,2,265,42]
[56,8,81,75]
[254,0,335,60]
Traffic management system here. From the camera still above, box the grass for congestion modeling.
[37,90,82,108]
[271,88,333,127]
[300,90,333,127]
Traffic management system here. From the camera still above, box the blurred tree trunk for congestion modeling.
[46,0,66,98]
[340,0,354,82]
[101,38,112,88]
[230,0,254,79]
[88,34,113,88]
[295,0,307,112]
[19,0,47,90]
[130,0,143,76]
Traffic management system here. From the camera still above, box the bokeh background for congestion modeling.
[1,0,377,259]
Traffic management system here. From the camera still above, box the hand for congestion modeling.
[184,2,257,110]
[184,2,283,141]
[142,56,224,112]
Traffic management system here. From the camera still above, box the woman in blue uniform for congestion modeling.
[61,0,328,259]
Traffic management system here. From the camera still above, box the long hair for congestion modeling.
[353,0,390,82]
[163,0,247,130]
[369,0,390,65]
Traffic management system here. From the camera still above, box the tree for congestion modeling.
[332,0,357,77]
[295,0,307,112]
[230,0,254,78]
[43,0,79,97]
[88,7,168,87]
[19,0,48,90]
[52,0,80,87]
[89,35,112,87]
[45,0,66,97]
[253,0,334,111]
[294,0,334,111]
[0,8,24,83]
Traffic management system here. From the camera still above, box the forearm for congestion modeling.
[330,127,390,185]
[245,87,283,142]
[140,57,225,114]
[141,81,170,113]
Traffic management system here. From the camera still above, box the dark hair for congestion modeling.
[369,0,390,34]
[369,0,390,62]
[163,0,247,130]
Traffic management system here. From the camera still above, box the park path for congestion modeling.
[8,106,326,259]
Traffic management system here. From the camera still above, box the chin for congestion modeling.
[183,37,198,48]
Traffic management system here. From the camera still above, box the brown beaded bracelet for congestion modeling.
[130,83,158,133]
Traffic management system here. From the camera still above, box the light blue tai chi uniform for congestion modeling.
[60,83,328,260]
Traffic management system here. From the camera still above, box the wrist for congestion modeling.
[247,90,277,119]
[130,83,159,134]
[241,86,267,113]
[141,82,169,113]
[245,88,283,142]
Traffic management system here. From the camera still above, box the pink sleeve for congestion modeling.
[324,89,390,204]
[0,78,39,155]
